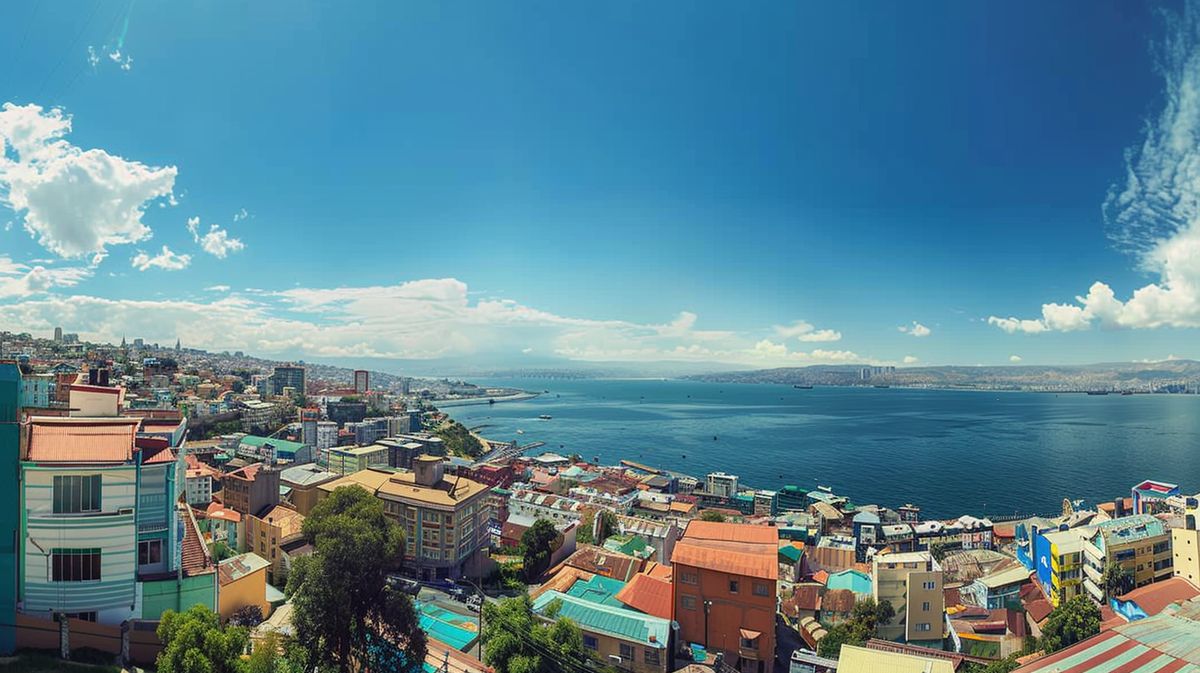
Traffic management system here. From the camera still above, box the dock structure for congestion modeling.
[472,440,545,467]
[620,459,663,475]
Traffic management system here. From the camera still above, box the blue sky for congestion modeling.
[2,1,1200,370]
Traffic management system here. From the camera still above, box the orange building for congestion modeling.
[671,521,778,673]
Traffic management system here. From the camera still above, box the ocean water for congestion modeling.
[446,378,1200,519]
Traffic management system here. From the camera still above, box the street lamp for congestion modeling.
[703,599,713,649]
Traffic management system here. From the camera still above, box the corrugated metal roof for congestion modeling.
[26,417,138,462]
[672,521,778,580]
[615,573,673,620]
[218,552,270,585]
[837,644,955,673]
[565,574,627,608]
[532,590,670,647]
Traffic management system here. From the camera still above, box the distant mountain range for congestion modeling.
[682,360,1200,392]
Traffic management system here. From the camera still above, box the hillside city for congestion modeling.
[0,329,1196,673]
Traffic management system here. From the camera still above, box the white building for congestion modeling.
[705,471,739,498]
[508,490,584,524]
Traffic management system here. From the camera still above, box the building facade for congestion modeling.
[872,551,944,646]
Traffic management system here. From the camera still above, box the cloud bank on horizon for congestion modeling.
[989,5,1200,335]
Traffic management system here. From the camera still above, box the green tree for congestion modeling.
[245,631,282,673]
[521,518,560,582]
[1102,562,1133,599]
[816,598,895,659]
[929,541,949,562]
[434,421,485,459]
[286,486,427,672]
[963,656,1021,673]
[231,379,246,394]
[481,595,590,673]
[230,604,264,628]
[156,604,249,673]
[700,510,726,523]
[1041,596,1101,653]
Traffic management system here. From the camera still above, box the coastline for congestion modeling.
[430,391,540,408]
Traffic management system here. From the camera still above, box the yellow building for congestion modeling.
[872,551,944,646]
[246,505,305,585]
[1035,527,1090,608]
[836,645,954,673]
[1082,514,1172,602]
[317,457,491,581]
[217,552,272,622]
[1174,500,1200,586]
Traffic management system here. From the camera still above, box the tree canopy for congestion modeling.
[699,510,726,523]
[816,598,895,659]
[1041,596,1101,653]
[435,421,485,459]
[286,485,427,672]
[1102,562,1133,599]
[156,604,249,673]
[481,595,590,673]
[521,518,560,582]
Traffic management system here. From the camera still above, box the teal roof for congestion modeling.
[417,603,478,651]
[1091,514,1166,549]
[604,534,650,559]
[778,545,803,563]
[240,435,307,457]
[564,574,627,607]
[826,569,872,596]
[533,590,670,647]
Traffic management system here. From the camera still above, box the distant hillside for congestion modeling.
[684,360,1200,392]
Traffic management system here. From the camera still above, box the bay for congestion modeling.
[446,378,1200,520]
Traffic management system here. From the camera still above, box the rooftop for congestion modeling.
[837,644,954,673]
[1090,514,1167,547]
[26,416,139,463]
[672,521,779,580]
[279,463,340,487]
[532,590,670,648]
[218,552,271,585]
[615,572,673,620]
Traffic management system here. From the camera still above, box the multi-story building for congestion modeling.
[1082,514,1173,602]
[326,400,367,426]
[532,590,671,673]
[327,444,388,476]
[614,515,679,567]
[185,464,214,505]
[246,504,305,585]
[279,463,340,515]
[872,551,944,646]
[509,490,585,524]
[1034,526,1093,608]
[14,375,214,627]
[1173,498,1200,586]
[705,472,739,498]
[317,457,492,581]
[239,400,284,433]
[345,418,390,446]
[377,438,427,470]
[270,365,306,397]
[222,463,281,517]
[354,370,370,394]
[672,521,778,673]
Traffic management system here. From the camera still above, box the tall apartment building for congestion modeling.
[270,365,306,397]
[354,370,370,393]
[1173,498,1200,586]
[872,551,944,646]
[327,444,388,476]
[672,521,778,673]
[1083,514,1173,602]
[705,472,739,498]
[223,463,281,516]
[317,457,491,580]
[1034,526,1092,607]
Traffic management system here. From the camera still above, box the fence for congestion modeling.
[12,613,162,667]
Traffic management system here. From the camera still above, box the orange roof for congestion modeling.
[645,562,673,582]
[530,566,595,601]
[26,417,139,463]
[255,505,305,539]
[181,508,214,577]
[672,521,779,580]
[616,573,673,620]
[813,570,830,585]
[205,501,242,523]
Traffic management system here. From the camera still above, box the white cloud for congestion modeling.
[0,103,177,259]
[898,321,932,337]
[233,208,249,222]
[991,9,1200,335]
[1009,355,1022,363]
[0,256,90,298]
[0,277,888,366]
[902,355,919,364]
[187,216,245,258]
[205,285,231,292]
[131,246,191,271]
[773,319,842,342]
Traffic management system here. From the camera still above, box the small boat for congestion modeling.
[516,429,525,435]
[794,385,813,389]
[488,399,495,405]
[712,435,718,441]
[538,414,552,420]
[817,485,833,493]
[874,384,890,388]
[1121,391,1134,396]
[1086,391,1109,396]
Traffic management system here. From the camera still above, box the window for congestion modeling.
[729,580,739,594]
[138,540,162,566]
[619,643,634,660]
[52,549,101,582]
[752,582,770,597]
[922,601,931,611]
[63,612,96,622]
[583,635,598,651]
[916,623,931,632]
[922,581,936,590]
[740,636,758,648]
[680,571,698,585]
[52,475,101,514]
[644,649,660,666]
[681,594,697,610]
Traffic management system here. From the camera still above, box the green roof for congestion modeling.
[603,534,650,559]
[240,435,307,457]
[564,574,627,608]
[778,545,803,563]
[533,590,669,647]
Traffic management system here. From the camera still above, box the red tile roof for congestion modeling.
[26,417,139,462]
[781,584,822,616]
[1116,577,1200,619]
[672,521,778,580]
[615,572,673,620]
[181,508,214,577]
[559,545,642,582]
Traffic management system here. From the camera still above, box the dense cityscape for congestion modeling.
[0,331,1194,673]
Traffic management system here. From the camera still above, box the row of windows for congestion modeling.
[52,475,102,514]
[580,637,659,665]
[52,548,101,582]
[678,572,771,597]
